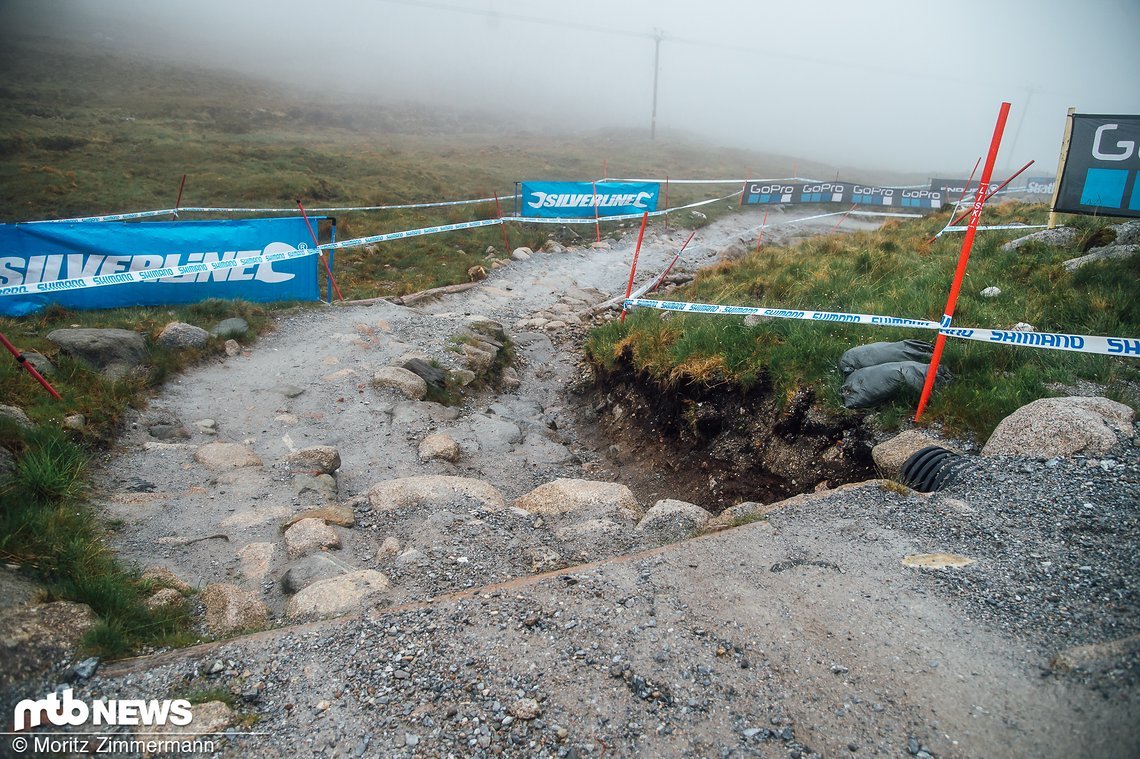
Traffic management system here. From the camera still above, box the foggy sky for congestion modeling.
[4,0,1139,177]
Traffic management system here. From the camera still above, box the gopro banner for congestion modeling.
[742,181,942,210]
[0,217,321,317]
[519,182,660,218]
[1054,113,1140,219]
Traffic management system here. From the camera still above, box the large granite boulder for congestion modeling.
[47,328,147,379]
[982,396,1134,458]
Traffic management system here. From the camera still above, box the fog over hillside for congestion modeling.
[3,0,1138,177]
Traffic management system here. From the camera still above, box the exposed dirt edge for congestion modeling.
[576,349,877,512]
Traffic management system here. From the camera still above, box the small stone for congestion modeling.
[376,537,401,561]
[224,339,242,357]
[419,434,461,463]
[62,414,86,430]
[510,698,540,720]
[72,656,100,680]
[980,286,1001,298]
[405,734,420,748]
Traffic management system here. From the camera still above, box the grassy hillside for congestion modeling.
[0,34,841,300]
[586,203,1139,438]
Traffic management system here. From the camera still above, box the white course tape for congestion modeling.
[937,223,1048,235]
[622,298,1140,358]
[32,209,181,223]
[25,196,511,224]
[625,298,939,329]
[321,217,503,251]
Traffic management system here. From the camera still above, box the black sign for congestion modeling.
[929,178,978,197]
[1054,113,1140,219]
[741,181,941,210]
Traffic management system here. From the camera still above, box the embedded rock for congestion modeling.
[515,479,643,523]
[1062,244,1139,272]
[156,321,210,349]
[373,367,428,400]
[1000,226,1078,251]
[211,317,249,339]
[284,503,355,529]
[636,499,712,539]
[872,430,960,480]
[285,445,341,474]
[368,476,506,513]
[0,601,97,688]
[200,583,268,635]
[419,433,461,463]
[285,570,390,619]
[46,328,147,379]
[146,588,187,613]
[284,517,342,559]
[280,553,353,594]
[194,442,262,469]
[982,396,1134,458]
[0,404,33,428]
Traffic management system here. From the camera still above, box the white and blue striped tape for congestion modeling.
[622,297,1140,358]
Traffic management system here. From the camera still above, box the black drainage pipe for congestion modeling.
[899,446,971,493]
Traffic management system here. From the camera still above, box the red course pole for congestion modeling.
[296,199,344,302]
[754,211,769,253]
[651,228,697,293]
[0,331,61,399]
[172,174,187,220]
[592,181,601,243]
[619,212,650,323]
[942,159,1036,232]
[830,203,858,234]
[915,101,1011,422]
[494,192,511,255]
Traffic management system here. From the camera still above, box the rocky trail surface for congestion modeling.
[4,207,1138,758]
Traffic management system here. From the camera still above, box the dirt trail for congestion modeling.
[95,206,875,609]
[48,206,1138,757]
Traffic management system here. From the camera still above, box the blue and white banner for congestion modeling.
[0,217,320,317]
[519,181,660,219]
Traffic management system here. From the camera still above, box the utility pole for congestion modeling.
[651,29,663,140]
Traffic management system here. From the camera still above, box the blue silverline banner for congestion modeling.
[1054,113,1140,219]
[742,180,942,210]
[518,181,660,218]
[0,217,322,316]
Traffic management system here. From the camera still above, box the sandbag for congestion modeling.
[838,340,934,377]
[839,360,951,409]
